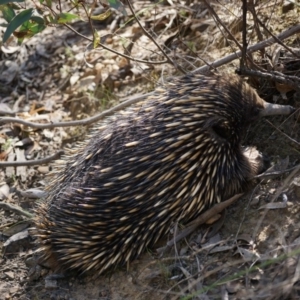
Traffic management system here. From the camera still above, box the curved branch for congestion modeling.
[0,93,150,129]
[0,150,64,167]
[195,24,300,74]
[64,23,168,65]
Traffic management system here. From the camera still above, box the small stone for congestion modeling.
[250,194,261,206]
[45,278,58,290]
[4,271,14,280]
[38,166,50,174]
[3,229,30,254]
[9,286,19,294]
[180,246,188,255]
[25,257,36,268]
[269,188,276,194]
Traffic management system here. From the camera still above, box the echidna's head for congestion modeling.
[166,73,292,148]
[202,75,265,145]
[156,73,293,205]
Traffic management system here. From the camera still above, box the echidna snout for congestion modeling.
[33,73,294,275]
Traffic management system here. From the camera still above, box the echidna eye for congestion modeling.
[212,123,231,140]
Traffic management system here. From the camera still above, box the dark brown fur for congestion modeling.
[34,74,270,274]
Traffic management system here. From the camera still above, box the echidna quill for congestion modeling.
[33,73,294,275]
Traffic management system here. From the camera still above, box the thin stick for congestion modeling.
[63,23,167,65]
[194,24,300,74]
[253,12,300,58]
[0,93,149,129]
[265,119,300,147]
[254,164,300,179]
[157,194,243,255]
[241,0,248,69]
[203,0,243,52]
[126,0,186,73]
[0,150,64,167]
[0,202,33,218]
[238,68,300,91]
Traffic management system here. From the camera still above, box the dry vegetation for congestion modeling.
[0,0,300,299]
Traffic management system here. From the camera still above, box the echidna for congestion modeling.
[33,73,294,275]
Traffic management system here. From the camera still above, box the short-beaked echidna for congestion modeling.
[33,73,294,275]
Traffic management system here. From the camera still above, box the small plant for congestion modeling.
[0,0,126,44]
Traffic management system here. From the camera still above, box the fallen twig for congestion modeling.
[0,150,64,167]
[64,22,168,66]
[0,202,33,218]
[194,24,300,74]
[265,119,300,148]
[254,164,300,179]
[0,93,148,129]
[237,68,300,91]
[157,193,243,256]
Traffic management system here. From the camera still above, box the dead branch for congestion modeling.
[157,193,243,255]
[248,0,264,43]
[126,0,186,74]
[265,119,300,147]
[203,0,260,71]
[251,10,300,58]
[64,23,168,66]
[194,24,300,74]
[255,164,300,179]
[241,0,248,69]
[0,150,64,167]
[237,68,300,91]
[203,0,243,52]
[0,93,148,129]
[0,202,33,218]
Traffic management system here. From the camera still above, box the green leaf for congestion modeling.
[90,9,111,21]
[107,0,127,15]
[20,19,45,33]
[45,0,52,7]
[93,29,100,48]
[45,14,54,24]
[56,12,79,24]
[30,15,45,24]
[3,8,33,43]
[15,19,46,43]
[0,0,24,3]
[39,0,52,8]
[0,4,15,22]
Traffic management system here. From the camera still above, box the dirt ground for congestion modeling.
[1,1,300,299]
